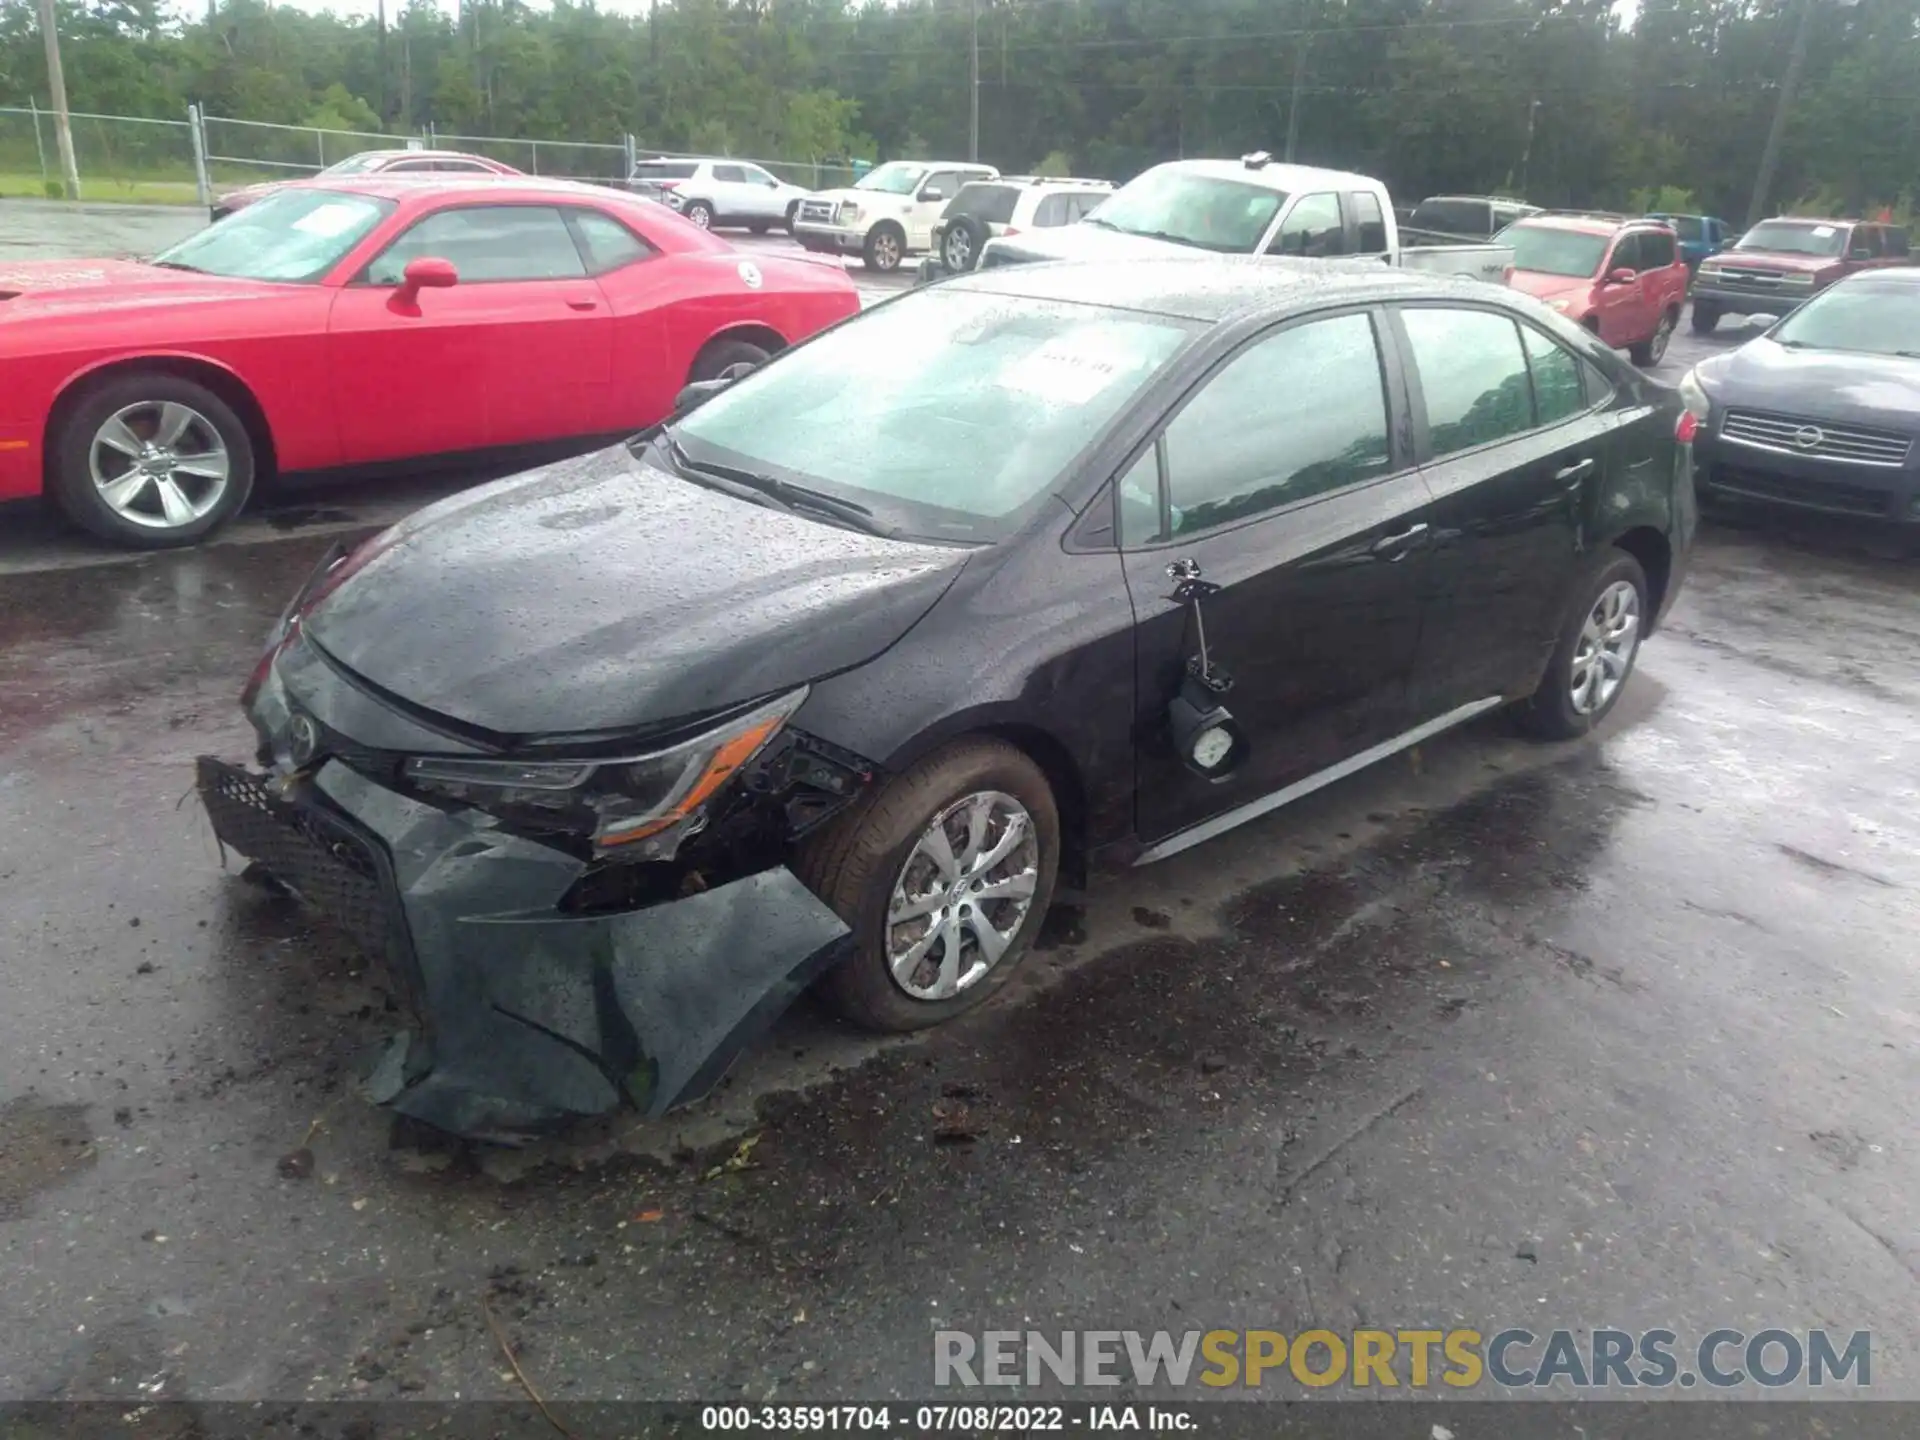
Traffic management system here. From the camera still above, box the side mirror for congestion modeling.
[398,256,457,302]
[921,186,947,203]
[1604,267,1638,285]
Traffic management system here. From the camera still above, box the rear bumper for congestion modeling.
[1694,437,1920,524]
[196,755,852,1142]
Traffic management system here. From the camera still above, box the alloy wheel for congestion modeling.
[944,230,972,271]
[1649,312,1673,363]
[88,400,231,533]
[1570,579,1641,715]
[886,790,1039,1001]
[871,232,901,270]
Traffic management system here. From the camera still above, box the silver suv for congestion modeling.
[928,176,1114,275]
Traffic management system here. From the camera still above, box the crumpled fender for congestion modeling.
[316,764,852,1143]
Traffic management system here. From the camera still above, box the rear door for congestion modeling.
[1119,308,1435,845]
[327,201,612,461]
[1345,190,1391,260]
[1392,304,1613,715]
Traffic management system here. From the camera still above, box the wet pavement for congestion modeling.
[1,496,1916,1405]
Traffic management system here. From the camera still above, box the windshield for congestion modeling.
[1736,221,1847,257]
[319,153,390,177]
[1083,167,1287,253]
[1496,223,1610,279]
[155,189,393,282]
[856,162,928,195]
[670,287,1195,541]
[1771,281,1920,357]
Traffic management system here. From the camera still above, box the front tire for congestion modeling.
[863,223,906,273]
[50,373,255,549]
[799,738,1060,1032]
[1690,301,1721,335]
[782,201,800,232]
[688,337,772,384]
[1513,551,1650,740]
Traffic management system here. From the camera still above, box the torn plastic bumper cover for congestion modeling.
[196,755,852,1140]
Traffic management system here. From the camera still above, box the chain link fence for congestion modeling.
[0,104,861,205]
[0,105,199,202]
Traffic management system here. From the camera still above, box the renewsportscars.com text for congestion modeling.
[933,1328,1871,1391]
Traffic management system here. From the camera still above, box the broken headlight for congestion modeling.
[403,688,807,858]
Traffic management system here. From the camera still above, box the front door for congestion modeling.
[910,170,969,250]
[328,202,612,462]
[1118,308,1435,846]
[1389,304,1609,715]
[1592,232,1650,347]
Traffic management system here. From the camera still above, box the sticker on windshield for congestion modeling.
[292,202,370,238]
[737,260,764,290]
[1003,335,1135,406]
[1811,225,1836,238]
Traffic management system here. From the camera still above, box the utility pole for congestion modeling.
[1747,0,1816,226]
[377,0,390,127]
[968,0,980,163]
[1284,36,1310,163]
[35,0,81,199]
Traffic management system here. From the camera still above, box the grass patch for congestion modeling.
[0,171,202,205]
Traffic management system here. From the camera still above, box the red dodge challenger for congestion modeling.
[0,177,862,547]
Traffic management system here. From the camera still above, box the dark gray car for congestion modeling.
[1685,270,1920,525]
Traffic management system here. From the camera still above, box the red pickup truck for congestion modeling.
[1690,216,1912,333]
[1494,213,1691,366]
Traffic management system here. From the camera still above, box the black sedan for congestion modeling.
[1685,270,1920,528]
[197,258,1696,1141]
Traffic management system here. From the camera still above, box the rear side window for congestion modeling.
[1035,195,1069,226]
[1637,229,1678,268]
[568,209,656,274]
[366,204,587,284]
[1409,199,1488,237]
[947,184,1020,223]
[1848,226,1878,259]
[1520,325,1587,426]
[713,164,749,184]
[633,161,698,181]
[436,159,495,174]
[1400,307,1534,458]
[1886,228,1911,257]
[1269,192,1346,257]
[384,159,437,174]
[1348,191,1388,254]
[1159,312,1392,537]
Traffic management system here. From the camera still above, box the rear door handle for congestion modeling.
[1555,458,1597,484]
[1371,522,1429,561]
[565,296,600,311]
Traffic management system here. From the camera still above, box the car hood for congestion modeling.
[0,258,286,317]
[1711,249,1837,273]
[303,443,970,738]
[1507,270,1594,303]
[804,187,912,213]
[1698,337,1920,425]
[986,223,1219,264]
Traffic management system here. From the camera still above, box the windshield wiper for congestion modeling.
[151,259,204,273]
[1082,216,1120,230]
[655,433,895,538]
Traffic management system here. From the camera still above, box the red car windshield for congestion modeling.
[1496,223,1610,279]
[156,190,394,283]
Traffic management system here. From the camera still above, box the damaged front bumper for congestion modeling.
[196,755,852,1142]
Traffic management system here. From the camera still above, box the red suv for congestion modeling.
[1494,214,1691,365]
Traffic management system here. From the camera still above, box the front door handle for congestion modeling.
[1555,458,1597,484]
[1371,522,1429,561]
[565,296,600,311]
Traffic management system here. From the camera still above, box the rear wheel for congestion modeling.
[798,737,1059,1032]
[1630,307,1678,366]
[1690,301,1721,335]
[747,221,770,235]
[50,373,255,548]
[863,223,905,273]
[683,200,714,230]
[1513,551,1649,741]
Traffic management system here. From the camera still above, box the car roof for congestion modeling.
[294,175,616,204]
[945,255,1491,324]
[1151,157,1380,194]
[1510,213,1650,237]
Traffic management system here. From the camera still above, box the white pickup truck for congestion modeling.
[978,155,1514,284]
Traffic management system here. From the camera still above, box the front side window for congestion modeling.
[923,170,966,200]
[1521,325,1587,427]
[1400,307,1536,459]
[1606,233,1644,274]
[156,189,394,283]
[1497,222,1610,279]
[365,204,588,284]
[1157,312,1392,540]
[671,288,1195,542]
[1268,192,1346,257]
[1081,166,1287,254]
[319,152,389,177]
[742,166,780,187]
[1638,230,1678,268]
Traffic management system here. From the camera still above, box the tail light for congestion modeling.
[1502,264,1515,285]
[1003,226,1021,236]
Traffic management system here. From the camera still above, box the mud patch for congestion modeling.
[0,1096,96,1220]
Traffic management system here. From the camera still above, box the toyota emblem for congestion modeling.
[1792,426,1824,450]
[287,712,320,768]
